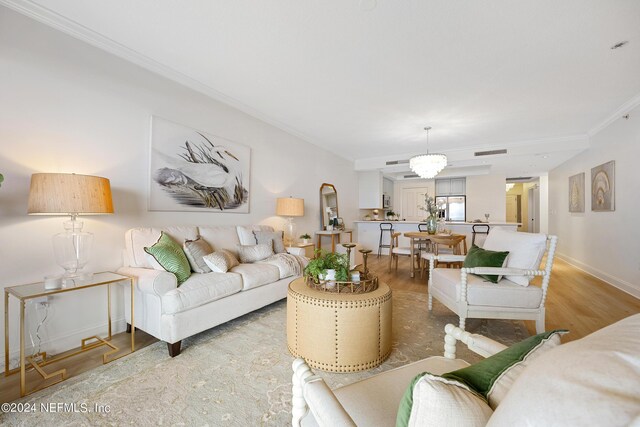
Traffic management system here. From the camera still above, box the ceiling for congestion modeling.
[4,0,640,178]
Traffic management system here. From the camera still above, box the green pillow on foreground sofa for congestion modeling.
[291,314,640,426]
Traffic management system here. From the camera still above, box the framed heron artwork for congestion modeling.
[149,116,250,212]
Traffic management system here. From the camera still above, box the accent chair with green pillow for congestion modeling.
[429,232,558,334]
[144,231,192,284]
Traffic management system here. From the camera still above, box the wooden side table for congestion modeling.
[295,243,316,258]
[315,229,353,252]
[3,271,134,397]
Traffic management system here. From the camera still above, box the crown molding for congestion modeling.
[0,0,349,159]
[588,92,640,137]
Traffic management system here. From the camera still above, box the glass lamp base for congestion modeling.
[52,218,93,278]
[284,217,297,248]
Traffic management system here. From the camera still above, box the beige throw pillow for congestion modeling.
[183,236,213,273]
[253,230,286,253]
[237,243,274,263]
[202,250,240,273]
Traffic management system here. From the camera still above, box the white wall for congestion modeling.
[466,174,507,222]
[0,8,358,368]
[549,104,640,298]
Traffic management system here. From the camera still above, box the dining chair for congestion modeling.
[421,234,467,274]
[416,223,431,253]
[388,232,421,272]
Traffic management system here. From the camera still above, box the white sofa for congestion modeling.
[117,225,305,357]
[292,314,640,426]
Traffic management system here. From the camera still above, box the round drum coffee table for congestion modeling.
[286,277,392,373]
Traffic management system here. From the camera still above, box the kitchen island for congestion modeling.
[353,221,520,255]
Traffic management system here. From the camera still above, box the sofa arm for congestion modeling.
[117,266,178,297]
[286,247,306,257]
[292,358,356,427]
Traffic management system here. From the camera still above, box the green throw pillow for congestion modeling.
[441,329,567,407]
[144,231,191,285]
[463,244,510,283]
[396,329,568,425]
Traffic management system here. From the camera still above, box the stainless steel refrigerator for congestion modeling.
[435,196,466,222]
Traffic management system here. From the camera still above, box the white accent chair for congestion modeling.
[291,324,505,427]
[428,231,558,333]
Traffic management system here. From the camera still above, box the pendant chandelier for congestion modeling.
[409,126,447,179]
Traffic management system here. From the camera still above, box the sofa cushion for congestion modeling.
[432,268,543,309]
[198,226,242,255]
[161,272,243,315]
[397,373,493,427]
[442,329,566,409]
[482,228,547,286]
[487,314,640,427]
[144,231,192,285]
[183,236,213,273]
[237,243,274,263]
[126,226,199,268]
[202,250,240,273]
[230,263,280,290]
[463,244,510,284]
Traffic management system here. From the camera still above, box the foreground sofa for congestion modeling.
[292,314,640,426]
[118,225,305,356]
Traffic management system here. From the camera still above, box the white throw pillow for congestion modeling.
[236,243,274,263]
[487,314,640,427]
[482,228,547,286]
[202,250,240,273]
[183,236,213,273]
[398,373,493,427]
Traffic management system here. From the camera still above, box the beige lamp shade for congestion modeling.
[276,197,304,217]
[28,173,114,215]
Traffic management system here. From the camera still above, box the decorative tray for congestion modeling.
[304,271,378,294]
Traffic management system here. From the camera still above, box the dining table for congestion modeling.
[403,232,468,278]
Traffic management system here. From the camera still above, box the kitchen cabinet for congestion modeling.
[358,171,384,209]
[436,178,466,196]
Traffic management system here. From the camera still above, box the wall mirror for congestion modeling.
[320,183,338,229]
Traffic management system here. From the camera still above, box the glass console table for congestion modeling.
[3,272,134,397]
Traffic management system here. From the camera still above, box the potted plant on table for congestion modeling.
[386,210,396,221]
[304,250,349,287]
[299,233,312,245]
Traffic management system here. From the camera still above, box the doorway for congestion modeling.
[505,179,539,232]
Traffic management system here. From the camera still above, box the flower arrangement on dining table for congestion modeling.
[418,193,438,217]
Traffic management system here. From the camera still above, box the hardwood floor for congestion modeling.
[0,328,156,403]
[367,254,640,342]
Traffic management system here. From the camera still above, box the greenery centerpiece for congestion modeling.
[419,193,438,234]
[386,210,396,220]
[304,250,349,283]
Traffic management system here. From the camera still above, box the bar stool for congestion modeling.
[472,224,490,247]
[378,222,394,258]
[416,223,430,253]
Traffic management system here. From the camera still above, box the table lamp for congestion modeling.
[276,197,304,247]
[28,173,114,280]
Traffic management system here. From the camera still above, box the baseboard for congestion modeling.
[3,317,127,373]
[557,252,640,299]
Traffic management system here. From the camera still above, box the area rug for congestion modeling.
[1,291,527,426]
